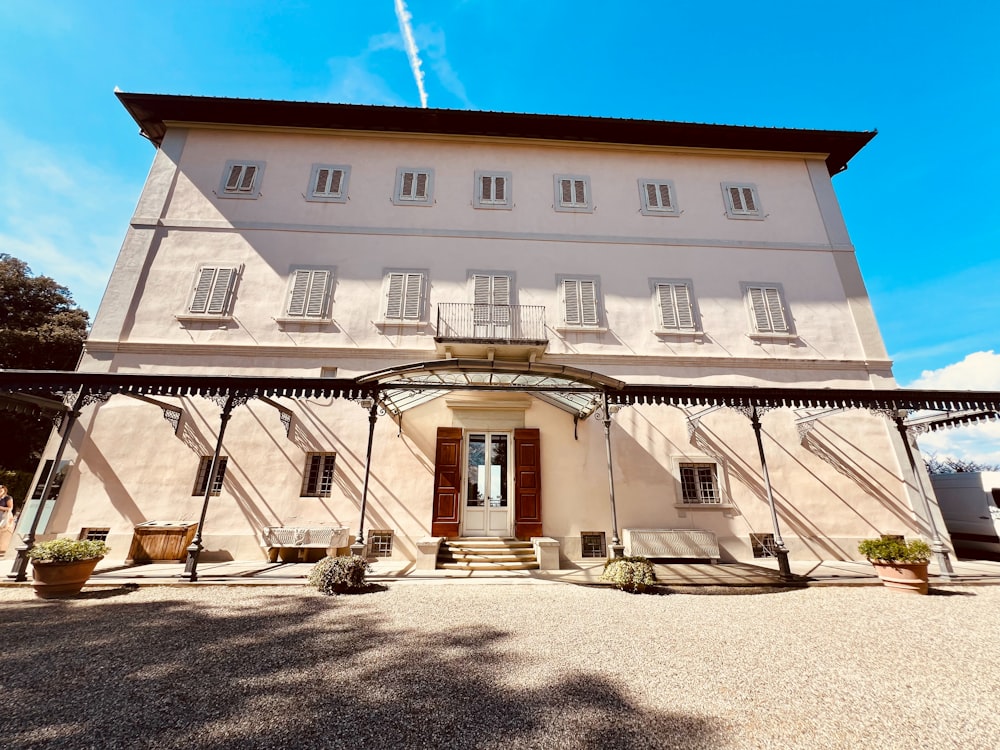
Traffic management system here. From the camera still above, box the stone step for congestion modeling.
[437,537,539,571]
[439,552,537,563]
[438,561,539,571]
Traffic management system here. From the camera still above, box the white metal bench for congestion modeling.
[261,526,350,562]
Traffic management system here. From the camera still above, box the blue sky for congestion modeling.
[1,1,998,460]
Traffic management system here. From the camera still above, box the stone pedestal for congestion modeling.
[532,537,560,570]
[416,537,443,570]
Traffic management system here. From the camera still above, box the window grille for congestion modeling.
[80,527,110,542]
[193,456,227,497]
[581,532,607,558]
[680,463,721,504]
[369,530,394,557]
[302,453,336,497]
[750,533,777,558]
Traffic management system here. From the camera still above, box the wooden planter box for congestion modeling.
[127,522,198,564]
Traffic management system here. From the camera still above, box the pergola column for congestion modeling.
[749,407,792,578]
[182,392,242,582]
[602,392,624,558]
[8,388,88,582]
[893,413,955,579]
[351,399,380,556]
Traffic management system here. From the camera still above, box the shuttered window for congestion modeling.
[562,278,599,327]
[285,269,331,318]
[640,180,679,215]
[395,168,434,204]
[307,164,350,202]
[554,175,593,212]
[474,171,512,208]
[385,272,425,321]
[722,183,763,218]
[745,284,790,333]
[656,282,695,330]
[193,456,228,497]
[301,453,336,497]
[219,161,264,198]
[188,265,238,315]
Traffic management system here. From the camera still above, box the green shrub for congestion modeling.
[308,554,372,595]
[858,537,931,564]
[600,555,656,593]
[27,538,109,563]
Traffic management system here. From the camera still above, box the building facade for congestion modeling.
[11,93,952,567]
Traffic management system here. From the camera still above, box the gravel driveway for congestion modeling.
[1,582,998,749]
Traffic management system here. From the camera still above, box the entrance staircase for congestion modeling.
[437,538,539,571]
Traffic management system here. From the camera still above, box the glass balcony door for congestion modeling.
[461,432,510,536]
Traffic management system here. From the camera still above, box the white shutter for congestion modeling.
[764,287,787,332]
[563,279,581,325]
[306,270,329,317]
[224,165,242,192]
[580,280,598,325]
[385,272,405,319]
[741,186,756,213]
[237,165,257,193]
[729,186,745,213]
[473,275,492,305]
[329,169,343,195]
[314,168,330,195]
[560,179,573,205]
[657,284,678,329]
[414,172,428,199]
[401,172,414,199]
[574,179,586,205]
[674,283,694,329]
[494,176,506,202]
[287,270,312,316]
[189,266,236,315]
[206,267,235,314]
[491,275,510,305]
[748,286,771,331]
[645,182,659,209]
[480,175,492,203]
[402,273,423,319]
[658,183,672,210]
[189,267,217,313]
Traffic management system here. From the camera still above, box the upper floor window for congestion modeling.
[188,265,239,316]
[474,171,512,209]
[638,179,680,216]
[393,168,434,206]
[307,164,350,203]
[653,280,696,331]
[722,182,763,219]
[384,271,426,322]
[285,269,333,319]
[743,283,791,335]
[560,276,600,327]
[680,463,722,504]
[219,161,265,199]
[301,452,336,497]
[193,456,228,497]
[554,174,593,213]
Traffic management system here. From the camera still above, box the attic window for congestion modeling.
[219,161,265,199]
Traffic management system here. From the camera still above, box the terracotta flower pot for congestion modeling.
[31,557,104,599]
[870,561,929,595]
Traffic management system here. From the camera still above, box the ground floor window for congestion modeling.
[193,456,227,496]
[80,527,110,542]
[750,533,777,558]
[369,530,394,557]
[302,452,336,497]
[680,463,721,504]
[581,532,606,558]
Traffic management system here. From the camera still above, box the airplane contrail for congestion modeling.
[394,0,428,108]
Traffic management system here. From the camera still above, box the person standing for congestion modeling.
[0,484,15,554]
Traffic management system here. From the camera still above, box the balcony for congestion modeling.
[435,303,548,359]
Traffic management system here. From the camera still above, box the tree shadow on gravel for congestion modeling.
[0,590,721,749]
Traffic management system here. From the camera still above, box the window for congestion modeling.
[193,456,227,497]
[638,179,680,216]
[722,182,763,219]
[474,171,512,209]
[750,533,777,558]
[384,271,426,322]
[369,530,394,557]
[743,283,791,334]
[31,459,68,500]
[393,168,434,205]
[307,164,350,202]
[680,463,721,504]
[284,269,332,319]
[301,453,336,497]
[554,174,593,212]
[80,528,110,542]
[219,161,265,199]
[188,265,239,316]
[654,281,696,331]
[560,277,600,327]
[581,532,607,558]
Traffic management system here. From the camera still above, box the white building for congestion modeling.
[7,93,967,572]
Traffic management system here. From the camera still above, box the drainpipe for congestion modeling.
[602,392,623,558]
[8,388,87,582]
[352,399,380,555]
[893,413,955,579]
[182,393,237,582]
[750,408,792,579]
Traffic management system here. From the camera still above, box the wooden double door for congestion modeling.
[432,427,541,539]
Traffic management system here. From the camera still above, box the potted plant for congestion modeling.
[857,536,931,595]
[28,538,109,599]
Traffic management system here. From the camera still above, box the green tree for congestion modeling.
[0,254,89,490]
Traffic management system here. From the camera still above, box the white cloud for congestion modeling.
[394,0,428,108]
[419,25,473,108]
[0,121,139,318]
[906,351,1000,466]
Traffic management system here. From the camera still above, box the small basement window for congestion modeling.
[581,532,607,558]
[80,527,110,542]
[369,530,394,557]
[750,533,777,558]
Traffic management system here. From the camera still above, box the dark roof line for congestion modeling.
[116,92,876,176]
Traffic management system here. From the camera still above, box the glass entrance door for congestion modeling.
[462,432,510,536]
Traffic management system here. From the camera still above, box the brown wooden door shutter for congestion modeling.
[514,428,542,539]
[432,427,463,537]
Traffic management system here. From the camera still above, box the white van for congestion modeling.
[929,472,1000,560]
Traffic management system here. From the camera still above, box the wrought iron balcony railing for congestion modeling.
[435,303,548,344]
